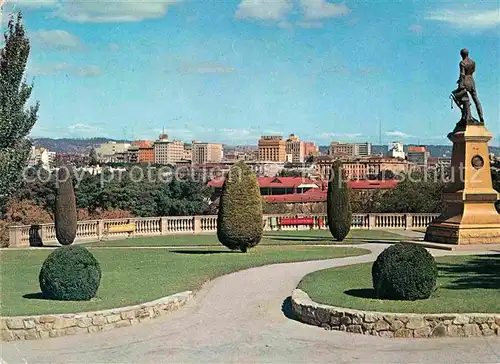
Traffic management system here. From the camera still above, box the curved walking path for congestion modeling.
[2,243,499,364]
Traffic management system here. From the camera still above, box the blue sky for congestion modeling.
[2,0,500,146]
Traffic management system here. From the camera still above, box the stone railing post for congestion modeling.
[161,217,168,235]
[9,226,23,248]
[97,220,105,240]
[368,214,376,230]
[193,216,201,234]
[405,214,413,230]
[40,224,48,244]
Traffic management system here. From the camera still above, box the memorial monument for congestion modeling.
[424,49,500,244]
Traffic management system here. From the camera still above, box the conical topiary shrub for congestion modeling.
[327,160,352,241]
[217,161,263,252]
[55,166,77,245]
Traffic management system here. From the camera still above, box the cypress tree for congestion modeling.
[327,160,352,241]
[0,13,39,213]
[217,161,263,252]
[55,167,77,245]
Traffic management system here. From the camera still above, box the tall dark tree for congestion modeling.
[327,160,352,241]
[88,147,99,167]
[55,167,77,245]
[0,13,39,213]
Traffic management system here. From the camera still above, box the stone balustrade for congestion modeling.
[6,213,439,248]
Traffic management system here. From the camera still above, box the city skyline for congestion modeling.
[2,0,500,146]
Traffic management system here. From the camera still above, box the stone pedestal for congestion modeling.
[425,123,500,244]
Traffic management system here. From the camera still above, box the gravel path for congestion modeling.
[1,243,499,364]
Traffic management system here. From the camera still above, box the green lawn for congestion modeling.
[0,245,369,316]
[81,229,402,248]
[298,254,500,313]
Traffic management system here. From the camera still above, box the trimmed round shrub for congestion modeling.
[39,246,101,301]
[372,244,437,301]
[217,161,263,252]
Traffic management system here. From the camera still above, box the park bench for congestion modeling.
[101,223,136,240]
[279,217,315,229]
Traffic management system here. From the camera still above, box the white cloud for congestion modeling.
[296,21,323,28]
[68,123,100,133]
[299,0,351,20]
[108,43,120,51]
[75,65,103,77]
[31,30,82,50]
[28,62,71,76]
[221,128,256,140]
[4,0,57,8]
[409,24,423,33]
[318,132,363,140]
[426,8,500,29]
[235,0,292,21]
[386,131,413,139]
[43,0,182,23]
[29,63,102,77]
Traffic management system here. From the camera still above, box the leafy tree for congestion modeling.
[377,170,444,213]
[327,160,352,241]
[492,160,499,212]
[217,161,263,252]
[55,167,77,245]
[0,13,39,213]
[376,169,396,180]
[277,169,307,178]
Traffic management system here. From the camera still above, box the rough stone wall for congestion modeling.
[1,291,193,342]
[292,289,500,338]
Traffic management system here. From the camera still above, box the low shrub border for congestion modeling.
[291,289,500,338]
[0,291,193,342]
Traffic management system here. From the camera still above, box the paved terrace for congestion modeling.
[2,243,499,364]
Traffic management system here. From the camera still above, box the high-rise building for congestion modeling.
[191,142,224,164]
[96,142,131,162]
[28,147,55,169]
[388,141,405,159]
[138,146,154,163]
[407,146,429,166]
[303,142,319,157]
[285,134,305,163]
[153,135,185,165]
[356,142,372,156]
[329,142,372,157]
[258,136,286,162]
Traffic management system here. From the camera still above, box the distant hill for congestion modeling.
[32,138,130,154]
[34,138,499,157]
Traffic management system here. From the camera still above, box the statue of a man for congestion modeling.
[451,48,484,124]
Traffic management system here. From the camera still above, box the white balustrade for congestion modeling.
[5,212,441,247]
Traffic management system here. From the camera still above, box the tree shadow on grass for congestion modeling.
[169,250,239,255]
[23,292,48,300]
[344,288,378,299]
[438,253,500,290]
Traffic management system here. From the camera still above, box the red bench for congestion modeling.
[279,217,315,228]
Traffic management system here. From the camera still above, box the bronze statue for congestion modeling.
[451,48,484,124]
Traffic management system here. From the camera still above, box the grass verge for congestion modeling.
[298,254,500,313]
[1,246,369,316]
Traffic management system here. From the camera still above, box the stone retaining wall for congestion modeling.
[1,291,193,342]
[291,289,500,338]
